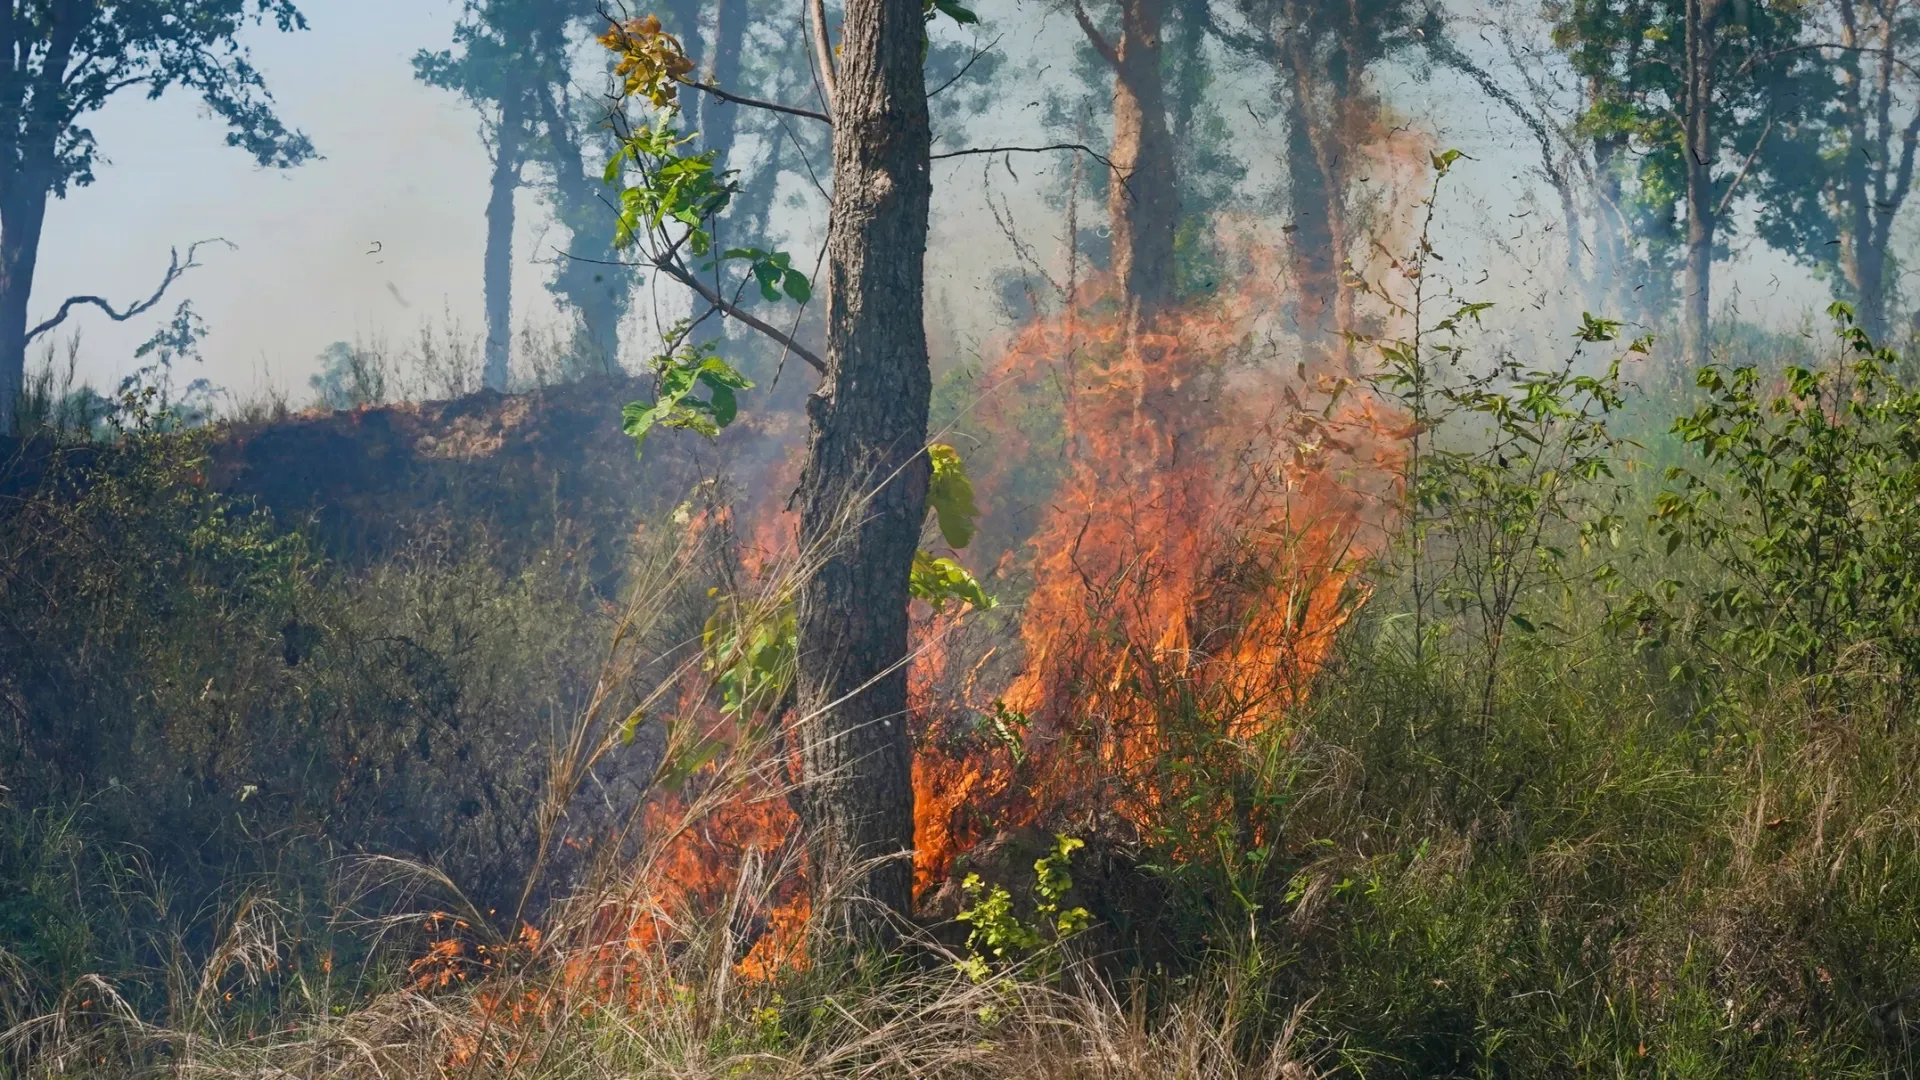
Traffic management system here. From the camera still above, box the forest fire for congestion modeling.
[911,249,1405,892]
[607,244,1405,974]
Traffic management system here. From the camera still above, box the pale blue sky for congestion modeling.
[34,0,571,401]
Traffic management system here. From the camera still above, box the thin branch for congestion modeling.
[1716,112,1775,217]
[808,0,838,109]
[778,111,832,202]
[1067,0,1120,68]
[930,142,1133,199]
[654,258,827,374]
[1739,41,1920,81]
[929,35,1002,99]
[683,80,830,124]
[25,238,234,345]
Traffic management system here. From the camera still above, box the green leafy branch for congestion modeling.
[1653,302,1920,697]
[621,335,756,456]
[598,13,822,422]
[955,834,1092,983]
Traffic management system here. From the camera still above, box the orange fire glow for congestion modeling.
[910,240,1404,886]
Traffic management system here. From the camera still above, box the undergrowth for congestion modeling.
[7,300,1920,1078]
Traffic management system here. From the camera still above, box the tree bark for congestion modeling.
[483,94,524,392]
[1106,0,1176,321]
[1680,0,1723,371]
[0,180,50,434]
[793,0,932,940]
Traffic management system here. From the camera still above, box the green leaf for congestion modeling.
[625,336,757,460]
[910,550,995,612]
[783,269,812,303]
[618,706,646,745]
[926,444,981,549]
[753,261,783,302]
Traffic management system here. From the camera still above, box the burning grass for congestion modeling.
[15,234,1920,1079]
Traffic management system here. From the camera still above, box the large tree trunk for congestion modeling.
[1283,87,1339,341]
[0,181,50,434]
[793,0,932,940]
[1105,0,1177,322]
[1275,3,1356,357]
[1680,0,1720,371]
[483,96,524,392]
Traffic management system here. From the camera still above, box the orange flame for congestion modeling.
[910,239,1404,889]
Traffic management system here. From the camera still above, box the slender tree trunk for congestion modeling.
[1106,0,1176,322]
[536,85,628,373]
[692,0,749,351]
[483,96,524,392]
[1680,0,1721,370]
[0,180,50,434]
[793,0,932,939]
[702,0,747,185]
[1592,128,1635,318]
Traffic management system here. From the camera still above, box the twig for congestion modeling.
[929,35,1003,99]
[654,258,827,374]
[683,80,830,124]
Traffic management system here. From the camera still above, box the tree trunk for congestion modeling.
[1834,5,1909,344]
[1283,87,1338,341]
[1591,127,1636,318]
[692,0,750,351]
[0,181,50,434]
[536,85,628,373]
[1274,0,1357,353]
[793,0,932,941]
[483,95,523,392]
[1106,0,1176,322]
[1680,0,1720,371]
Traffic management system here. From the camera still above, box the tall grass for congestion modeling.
[9,308,1920,1079]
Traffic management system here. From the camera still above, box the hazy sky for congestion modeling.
[35,0,574,402]
[32,0,1838,408]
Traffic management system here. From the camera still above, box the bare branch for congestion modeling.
[1068,0,1120,68]
[808,0,839,109]
[1716,113,1776,217]
[25,238,235,345]
[684,80,831,124]
[929,35,1003,99]
[653,258,827,374]
[931,142,1133,199]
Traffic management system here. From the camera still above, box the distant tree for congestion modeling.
[1550,0,1820,368]
[1200,0,1424,347]
[0,0,314,433]
[1754,0,1920,341]
[1067,0,1179,326]
[416,0,567,391]
[533,68,635,372]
